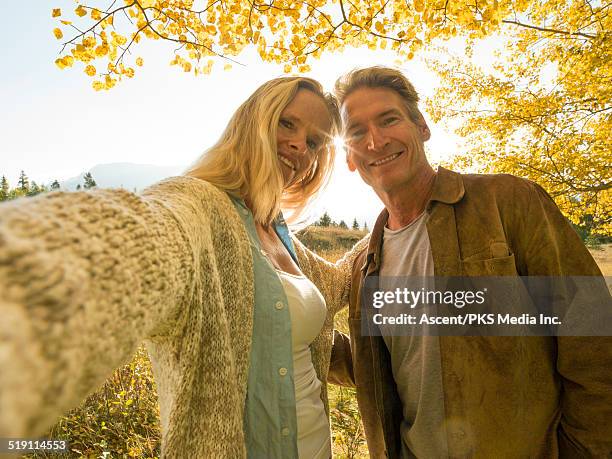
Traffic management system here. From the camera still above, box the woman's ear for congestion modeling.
[346,151,357,172]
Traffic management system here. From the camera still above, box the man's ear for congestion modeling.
[420,122,431,142]
[346,151,357,172]
[414,112,431,142]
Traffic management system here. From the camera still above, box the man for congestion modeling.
[329,66,612,458]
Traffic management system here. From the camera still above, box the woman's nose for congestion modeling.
[288,134,307,153]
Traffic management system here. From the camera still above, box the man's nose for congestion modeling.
[366,126,388,151]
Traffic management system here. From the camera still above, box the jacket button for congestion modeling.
[281,427,290,436]
[275,301,284,310]
[278,367,288,376]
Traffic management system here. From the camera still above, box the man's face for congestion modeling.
[342,87,431,194]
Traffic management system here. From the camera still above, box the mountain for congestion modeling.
[61,163,185,191]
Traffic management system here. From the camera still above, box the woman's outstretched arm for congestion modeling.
[0,177,217,438]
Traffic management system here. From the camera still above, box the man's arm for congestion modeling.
[328,329,356,387]
[292,235,369,315]
[512,180,612,456]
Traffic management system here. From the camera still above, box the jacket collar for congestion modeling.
[362,167,465,273]
[429,166,465,205]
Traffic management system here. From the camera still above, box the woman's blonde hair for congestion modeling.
[185,77,340,225]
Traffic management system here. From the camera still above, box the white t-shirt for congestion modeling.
[379,211,449,458]
[277,270,331,459]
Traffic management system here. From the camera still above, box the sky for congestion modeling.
[0,2,498,226]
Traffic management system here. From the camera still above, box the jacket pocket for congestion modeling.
[461,253,518,276]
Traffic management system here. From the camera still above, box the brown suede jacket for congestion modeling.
[330,167,612,458]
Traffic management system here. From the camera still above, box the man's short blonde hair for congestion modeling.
[334,66,422,123]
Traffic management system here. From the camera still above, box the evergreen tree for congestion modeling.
[76,184,82,191]
[318,212,332,227]
[51,180,60,190]
[339,220,348,229]
[363,221,369,231]
[0,176,9,201]
[17,170,29,193]
[83,172,97,189]
[352,218,359,230]
[27,181,41,197]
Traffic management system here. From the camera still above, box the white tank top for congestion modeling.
[276,270,331,459]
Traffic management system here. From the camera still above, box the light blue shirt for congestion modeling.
[230,196,299,459]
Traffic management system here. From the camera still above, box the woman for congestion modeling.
[0,77,366,458]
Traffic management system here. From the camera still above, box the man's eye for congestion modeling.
[382,117,399,126]
[280,119,294,129]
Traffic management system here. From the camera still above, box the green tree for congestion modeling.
[352,218,360,230]
[318,212,332,227]
[363,221,369,232]
[51,180,61,190]
[83,172,97,189]
[339,220,348,229]
[27,181,41,197]
[17,170,29,193]
[0,176,9,202]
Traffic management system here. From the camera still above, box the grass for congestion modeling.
[589,243,612,276]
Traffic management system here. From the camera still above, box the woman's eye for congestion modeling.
[349,130,365,142]
[307,139,319,150]
[280,119,294,129]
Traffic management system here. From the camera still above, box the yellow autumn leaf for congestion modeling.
[75,5,87,17]
[54,58,67,69]
[112,34,128,46]
[53,28,63,40]
[52,8,61,18]
[135,57,144,66]
[84,65,96,76]
[104,75,116,88]
[91,9,102,20]
[94,45,109,57]
[83,37,96,48]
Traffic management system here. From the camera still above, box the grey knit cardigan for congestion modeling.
[0,176,367,458]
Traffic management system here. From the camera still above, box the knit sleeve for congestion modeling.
[0,176,216,438]
[292,234,369,315]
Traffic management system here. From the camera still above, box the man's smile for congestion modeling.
[370,151,403,167]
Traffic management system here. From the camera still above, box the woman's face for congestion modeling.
[276,89,332,188]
